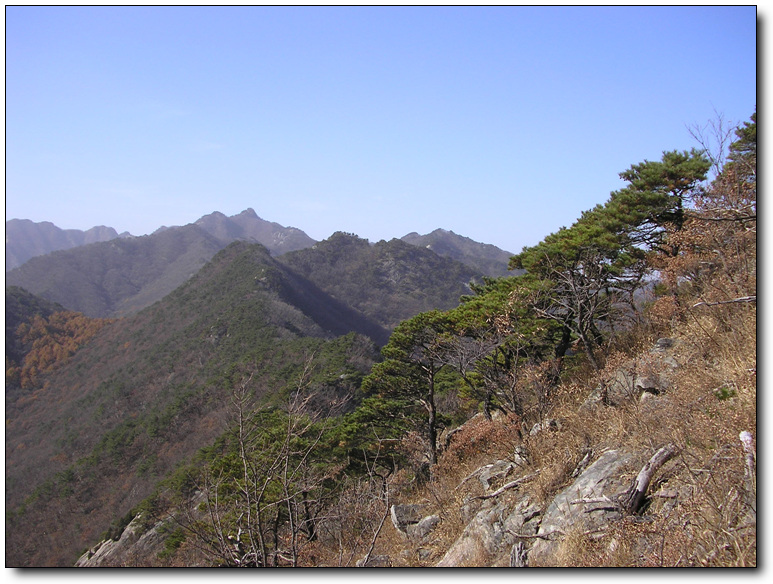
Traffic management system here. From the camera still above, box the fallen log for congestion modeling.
[619,444,678,514]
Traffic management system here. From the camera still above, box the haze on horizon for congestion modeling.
[5,6,757,253]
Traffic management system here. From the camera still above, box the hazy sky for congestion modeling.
[5,6,756,253]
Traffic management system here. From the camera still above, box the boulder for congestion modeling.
[408,515,441,539]
[76,514,166,567]
[436,500,508,566]
[528,449,634,565]
[436,496,540,567]
[477,460,517,490]
[390,504,424,533]
[390,504,440,540]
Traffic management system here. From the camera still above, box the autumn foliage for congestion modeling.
[6,311,113,389]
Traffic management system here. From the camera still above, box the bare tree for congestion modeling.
[687,109,738,180]
[177,355,347,567]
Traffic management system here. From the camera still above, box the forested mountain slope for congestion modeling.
[5,241,383,566]
[278,232,482,330]
[5,286,66,366]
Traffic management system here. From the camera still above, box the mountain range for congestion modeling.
[5,218,130,271]
[400,228,514,277]
[4,209,517,566]
[5,210,514,318]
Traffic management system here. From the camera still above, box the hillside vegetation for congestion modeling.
[5,241,390,566]
[5,112,755,567]
[278,232,482,330]
[5,235,486,566]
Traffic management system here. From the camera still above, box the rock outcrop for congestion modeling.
[76,515,170,567]
[391,504,441,540]
[527,449,635,565]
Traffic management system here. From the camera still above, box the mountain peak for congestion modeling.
[195,211,227,223]
[400,229,514,277]
[236,208,259,219]
[192,209,316,256]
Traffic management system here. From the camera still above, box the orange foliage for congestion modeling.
[10,311,114,390]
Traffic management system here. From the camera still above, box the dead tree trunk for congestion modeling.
[510,541,527,567]
[620,444,678,514]
[739,431,756,515]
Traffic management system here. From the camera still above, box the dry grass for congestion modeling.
[302,293,756,567]
[160,186,757,567]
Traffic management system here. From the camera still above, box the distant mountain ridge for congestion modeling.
[401,228,514,277]
[6,210,514,320]
[5,225,226,318]
[7,211,515,277]
[5,219,130,271]
[192,208,317,254]
[5,209,317,272]
[4,210,320,317]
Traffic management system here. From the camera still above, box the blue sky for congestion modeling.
[5,5,757,253]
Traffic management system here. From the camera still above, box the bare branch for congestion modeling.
[692,296,756,308]
[474,472,538,500]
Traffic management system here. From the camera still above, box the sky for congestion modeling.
[5,5,757,254]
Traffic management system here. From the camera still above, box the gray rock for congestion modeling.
[460,495,483,524]
[437,495,540,567]
[528,449,634,565]
[407,514,441,539]
[436,500,507,566]
[529,418,562,436]
[478,460,516,490]
[390,504,425,533]
[635,373,662,394]
[76,514,167,567]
